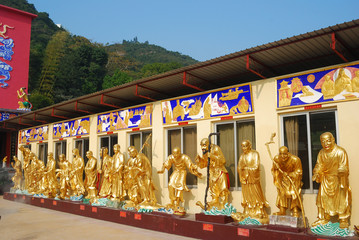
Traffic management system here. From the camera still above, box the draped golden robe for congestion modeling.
[84,156,97,199]
[98,155,113,198]
[71,156,85,196]
[313,144,351,219]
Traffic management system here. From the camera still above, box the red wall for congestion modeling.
[0,5,36,110]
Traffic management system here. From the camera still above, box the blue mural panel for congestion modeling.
[277,63,359,108]
[0,111,18,121]
[97,104,152,133]
[53,117,90,139]
[20,125,49,143]
[161,83,253,124]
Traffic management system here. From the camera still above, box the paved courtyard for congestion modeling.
[0,196,197,240]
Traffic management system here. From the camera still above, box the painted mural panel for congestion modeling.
[161,83,253,124]
[0,111,18,121]
[97,104,153,133]
[53,117,90,139]
[20,125,49,143]
[277,63,359,108]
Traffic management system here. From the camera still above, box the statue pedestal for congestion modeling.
[195,213,233,224]
[269,215,305,229]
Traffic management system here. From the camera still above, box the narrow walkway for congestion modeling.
[0,196,198,240]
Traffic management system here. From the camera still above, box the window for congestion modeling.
[38,143,48,165]
[74,138,89,164]
[54,140,67,165]
[167,126,197,186]
[215,120,256,189]
[281,110,337,192]
[99,134,118,157]
[129,131,152,163]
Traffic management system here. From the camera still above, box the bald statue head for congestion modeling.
[200,138,209,153]
[278,146,290,161]
[172,147,181,159]
[128,146,138,158]
[241,140,252,154]
[320,132,336,152]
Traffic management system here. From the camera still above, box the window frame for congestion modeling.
[98,134,118,158]
[214,118,256,190]
[280,109,338,193]
[74,138,89,164]
[38,142,48,165]
[128,130,152,163]
[165,125,197,189]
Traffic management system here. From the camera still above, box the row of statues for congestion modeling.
[11,132,351,230]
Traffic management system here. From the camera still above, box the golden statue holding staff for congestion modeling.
[272,146,303,217]
[29,153,45,195]
[312,132,352,229]
[19,146,31,191]
[195,137,229,211]
[232,140,269,224]
[71,149,85,197]
[84,151,98,201]
[44,152,59,198]
[111,144,125,201]
[158,147,203,215]
[125,146,158,209]
[98,147,113,198]
[11,156,22,190]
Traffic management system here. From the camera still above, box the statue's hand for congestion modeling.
[157,169,164,174]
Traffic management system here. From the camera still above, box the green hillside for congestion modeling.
[0,0,199,109]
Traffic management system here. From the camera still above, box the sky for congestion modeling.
[28,0,359,62]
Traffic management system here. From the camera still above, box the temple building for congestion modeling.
[1,4,359,229]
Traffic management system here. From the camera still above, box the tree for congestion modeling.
[140,62,183,78]
[102,69,132,89]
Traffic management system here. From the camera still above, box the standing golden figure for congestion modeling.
[125,146,158,209]
[44,152,59,198]
[71,149,85,197]
[232,140,269,224]
[56,154,72,199]
[11,156,22,190]
[98,147,113,198]
[158,147,202,215]
[195,138,229,211]
[111,144,125,201]
[312,132,352,229]
[272,146,303,217]
[84,151,98,201]
[19,146,31,191]
[29,153,46,195]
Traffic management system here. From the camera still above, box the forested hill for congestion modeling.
[0,0,199,109]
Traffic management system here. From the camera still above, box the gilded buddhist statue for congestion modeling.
[232,140,269,224]
[44,152,59,198]
[272,146,303,217]
[71,148,85,197]
[84,151,98,201]
[56,154,72,199]
[111,144,125,201]
[98,147,113,198]
[158,147,202,215]
[195,138,229,211]
[11,156,22,190]
[312,132,352,229]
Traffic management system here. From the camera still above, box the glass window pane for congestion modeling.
[283,115,309,189]
[183,127,197,185]
[310,112,336,190]
[130,134,141,151]
[217,124,235,188]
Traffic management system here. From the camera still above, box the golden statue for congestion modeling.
[111,144,125,201]
[351,70,359,93]
[321,75,335,99]
[29,153,46,195]
[195,138,229,211]
[158,147,203,215]
[98,147,113,198]
[312,132,352,229]
[232,140,269,224]
[125,146,157,209]
[84,151,98,201]
[70,149,85,197]
[2,156,7,168]
[56,154,72,199]
[334,68,352,95]
[44,152,59,198]
[19,146,32,191]
[272,146,303,217]
[17,87,32,110]
[172,99,185,121]
[11,156,22,190]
